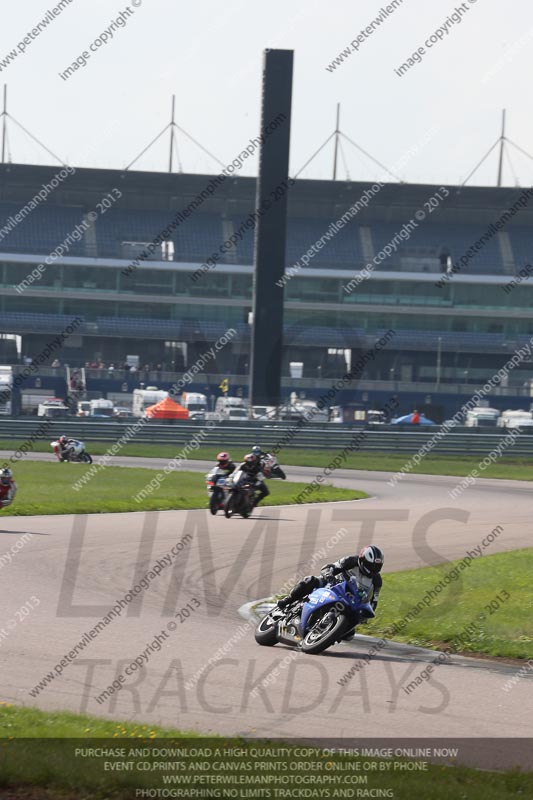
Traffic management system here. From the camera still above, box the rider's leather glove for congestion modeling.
[321,567,335,584]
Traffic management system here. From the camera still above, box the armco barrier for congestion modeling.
[1,418,533,457]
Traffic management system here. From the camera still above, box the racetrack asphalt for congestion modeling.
[0,452,531,768]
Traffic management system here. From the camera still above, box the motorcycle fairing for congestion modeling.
[300,578,375,633]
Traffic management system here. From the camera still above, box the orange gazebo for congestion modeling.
[145,396,189,419]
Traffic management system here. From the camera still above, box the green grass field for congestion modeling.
[3,439,533,480]
[364,548,533,660]
[0,461,365,516]
[0,705,531,799]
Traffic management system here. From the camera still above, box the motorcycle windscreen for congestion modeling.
[229,469,243,486]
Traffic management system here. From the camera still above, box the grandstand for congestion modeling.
[1,162,533,418]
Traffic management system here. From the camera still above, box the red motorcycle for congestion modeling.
[205,467,229,515]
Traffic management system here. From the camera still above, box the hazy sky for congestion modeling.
[1,0,532,187]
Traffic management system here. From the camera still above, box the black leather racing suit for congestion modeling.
[279,555,382,613]
[236,460,269,506]
[217,461,236,477]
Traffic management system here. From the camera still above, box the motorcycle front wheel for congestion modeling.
[209,492,219,515]
[255,612,280,646]
[224,493,235,518]
[300,610,348,655]
[241,498,251,519]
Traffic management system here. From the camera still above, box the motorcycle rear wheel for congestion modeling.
[300,610,348,655]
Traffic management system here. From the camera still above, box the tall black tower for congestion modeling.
[249,49,294,407]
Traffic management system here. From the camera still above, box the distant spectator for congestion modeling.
[51,358,61,368]
[129,364,137,373]
[411,409,420,425]
[108,363,115,373]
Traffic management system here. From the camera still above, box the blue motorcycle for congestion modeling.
[255,573,375,655]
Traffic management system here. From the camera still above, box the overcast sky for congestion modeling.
[1,0,532,187]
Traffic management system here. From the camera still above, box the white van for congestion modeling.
[0,366,13,415]
[38,399,69,418]
[89,398,114,418]
[498,409,533,428]
[252,405,277,420]
[465,407,500,427]
[181,392,208,419]
[215,396,249,421]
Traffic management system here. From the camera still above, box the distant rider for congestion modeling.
[55,435,83,462]
[215,451,236,476]
[251,445,286,480]
[235,453,269,507]
[277,545,384,637]
[0,467,17,508]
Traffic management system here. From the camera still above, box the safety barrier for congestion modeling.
[1,418,533,457]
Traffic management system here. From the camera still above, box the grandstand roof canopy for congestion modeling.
[1,162,533,226]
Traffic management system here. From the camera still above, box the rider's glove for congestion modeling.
[320,567,335,584]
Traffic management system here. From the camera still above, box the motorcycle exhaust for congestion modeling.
[277,621,302,647]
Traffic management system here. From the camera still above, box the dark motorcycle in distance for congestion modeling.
[205,467,228,515]
[224,467,255,519]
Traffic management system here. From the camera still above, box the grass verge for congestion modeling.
[0,462,366,516]
[2,440,533,480]
[366,548,533,660]
[0,705,531,799]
